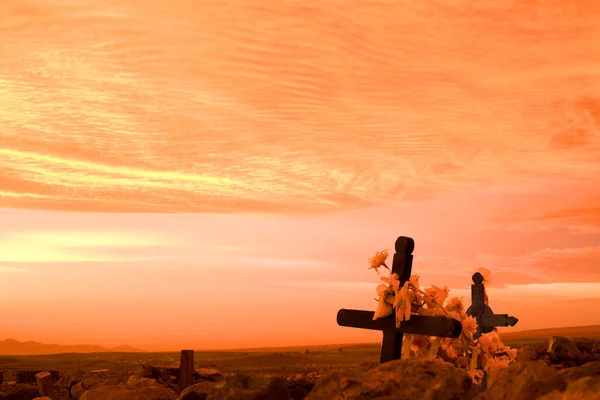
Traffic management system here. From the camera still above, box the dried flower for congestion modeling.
[477,267,493,285]
[461,316,478,340]
[369,250,390,274]
[380,273,400,290]
[445,297,464,314]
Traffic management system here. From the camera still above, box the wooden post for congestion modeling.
[0,370,3,384]
[179,350,194,391]
[35,371,54,398]
[380,236,414,363]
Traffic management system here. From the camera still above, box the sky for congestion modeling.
[1,0,599,351]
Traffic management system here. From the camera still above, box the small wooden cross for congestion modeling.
[337,236,463,363]
[466,271,519,391]
[466,272,519,339]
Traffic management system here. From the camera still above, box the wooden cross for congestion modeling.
[466,271,519,391]
[466,272,519,339]
[337,236,463,363]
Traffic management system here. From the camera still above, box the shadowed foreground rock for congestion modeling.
[180,373,292,400]
[79,380,177,400]
[475,360,600,400]
[306,358,477,400]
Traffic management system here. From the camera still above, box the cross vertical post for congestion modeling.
[380,236,414,363]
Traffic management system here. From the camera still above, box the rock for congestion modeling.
[307,358,476,400]
[194,368,223,382]
[290,385,309,400]
[0,384,40,400]
[56,371,79,389]
[539,376,600,400]
[137,368,154,378]
[548,337,582,363]
[126,375,159,388]
[51,388,71,400]
[207,373,292,400]
[558,361,600,384]
[79,382,177,400]
[571,337,598,353]
[178,381,213,400]
[517,343,550,363]
[478,361,568,400]
[70,382,87,399]
[358,361,378,371]
[287,373,316,399]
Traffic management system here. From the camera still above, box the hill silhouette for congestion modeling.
[0,338,144,355]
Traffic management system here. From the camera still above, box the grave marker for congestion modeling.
[336,236,463,363]
[466,271,519,391]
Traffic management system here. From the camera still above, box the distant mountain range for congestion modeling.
[0,338,145,355]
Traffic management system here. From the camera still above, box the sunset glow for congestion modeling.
[1,0,599,351]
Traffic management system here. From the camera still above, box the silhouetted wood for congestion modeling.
[337,310,462,337]
[35,371,54,398]
[466,272,519,392]
[0,370,3,384]
[336,236,464,364]
[179,350,195,391]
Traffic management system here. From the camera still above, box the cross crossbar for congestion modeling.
[337,309,462,337]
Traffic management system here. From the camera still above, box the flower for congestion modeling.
[394,281,416,325]
[380,273,400,290]
[424,285,449,309]
[369,250,390,274]
[445,297,464,314]
[478,331,502,355]
[374,296,394,319]
[461,316,478,340]
[408,274,420,291]
[376,284,391,297]
[477,267,493,285]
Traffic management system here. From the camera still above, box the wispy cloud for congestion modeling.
[0,229,175,263]
[1,0,599,214]
[0,266,27,273]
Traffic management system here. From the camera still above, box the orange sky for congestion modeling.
[1,0,599,351]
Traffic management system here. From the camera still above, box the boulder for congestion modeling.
[69,379,103,400]
[194,368,223,382]
[50,388,71,400]
[206,373,292,400]
[178,381,213,400]
[477,361,568,400]
[307,358,476,400]
[558,361,600,384]
[70,382,87,400]
[547,337,581,363]
[126,376,159,388]
[79,382,177,400]
[539,376,600,400]
[0,384,40,400]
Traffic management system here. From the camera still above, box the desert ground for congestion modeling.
[1,325,599,400]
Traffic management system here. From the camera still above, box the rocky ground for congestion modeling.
[0,336,598,400]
